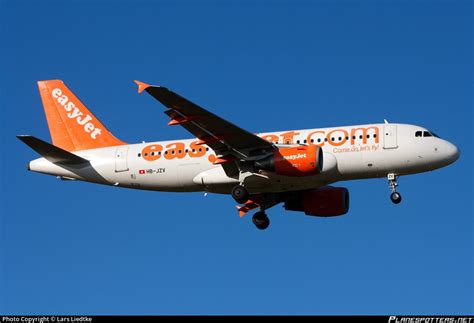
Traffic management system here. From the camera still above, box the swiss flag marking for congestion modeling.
[139,170,145,174]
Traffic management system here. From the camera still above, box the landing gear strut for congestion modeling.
[252,211,270,230]
[387,173,402,204]
[231,185,249,204]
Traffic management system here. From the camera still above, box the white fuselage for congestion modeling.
[28,123,460,194]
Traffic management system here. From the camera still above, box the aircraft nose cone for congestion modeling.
[445,142,460,164]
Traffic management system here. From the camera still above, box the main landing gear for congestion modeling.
[231,184,271,230]
[387,173,402,204]
[231,184,249,204]
[252,211,270,230]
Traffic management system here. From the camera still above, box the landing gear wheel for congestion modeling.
[231,185,249,204]
[390,192,402,204]
[387,173,402,204]
[252,211,270,230]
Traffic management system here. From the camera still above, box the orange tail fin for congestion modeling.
[37,80,125,151]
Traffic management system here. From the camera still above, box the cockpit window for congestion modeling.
[430,131,440,138]
[416,130,440,138]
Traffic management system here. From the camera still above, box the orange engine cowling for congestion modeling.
[256,145,323,177]
[284,187,350,217]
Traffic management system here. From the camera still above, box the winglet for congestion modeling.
[134,80,151,94]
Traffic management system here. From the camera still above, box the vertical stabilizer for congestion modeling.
[37,80,125,151]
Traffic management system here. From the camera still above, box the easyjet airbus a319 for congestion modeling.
[18,80,460,230]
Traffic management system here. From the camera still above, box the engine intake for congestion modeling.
[256,145,323,177]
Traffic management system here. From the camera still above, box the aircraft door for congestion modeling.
[115,146,129,172]
[383,124,398,149]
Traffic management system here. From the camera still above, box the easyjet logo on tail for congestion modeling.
[51,88,102,139]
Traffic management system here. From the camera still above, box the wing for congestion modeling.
[134,80,275,176]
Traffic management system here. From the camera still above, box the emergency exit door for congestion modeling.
[115,146,129,172]
[383,124,398,149]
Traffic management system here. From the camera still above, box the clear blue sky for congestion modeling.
[1,0,472,315]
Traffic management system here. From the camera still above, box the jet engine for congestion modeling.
[256,145,323,177]
[284,187,350,217]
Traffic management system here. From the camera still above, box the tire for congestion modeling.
[231,185,249,204]
[390,192,402,204]
[252,212,270,230]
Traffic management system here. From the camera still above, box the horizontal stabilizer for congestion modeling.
[17,135,89,165]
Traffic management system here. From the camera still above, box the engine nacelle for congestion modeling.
[256,145,323,177]
[284,187,350,217]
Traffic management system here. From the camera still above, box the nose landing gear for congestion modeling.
[388,173,402,204]
[390,192,402,204]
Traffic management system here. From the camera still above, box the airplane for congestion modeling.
[18,80,460,230]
